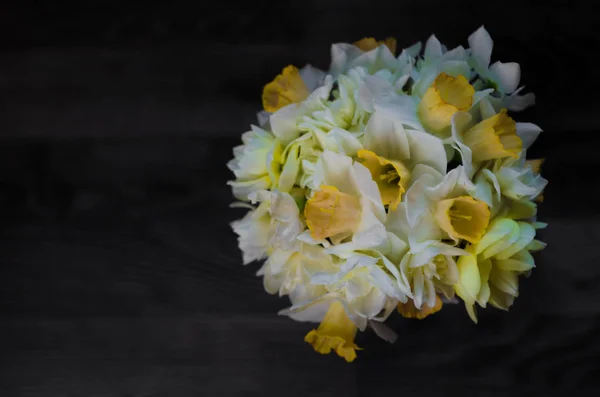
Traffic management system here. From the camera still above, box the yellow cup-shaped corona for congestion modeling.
[262,65,310,113]
[435,196,491,244]
[304,300,361,362]
[463,109,522,163]
[417,72,475,137]
[357,149,410,210]
[397,295,443,319]
[354,36,397,54]
[304,185,362,241]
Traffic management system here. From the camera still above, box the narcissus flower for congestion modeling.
[418,72,475,137]
[229,26,547,362]
[304,300,362,362]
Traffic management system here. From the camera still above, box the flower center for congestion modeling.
[435,196,491,244]
[357,149,410,210]
[417,72,475,137]
[379,164,401,185]
[304,185,362,241]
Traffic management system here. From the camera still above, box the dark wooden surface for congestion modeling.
[1,2,600,396]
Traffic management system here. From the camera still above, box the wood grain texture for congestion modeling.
[1,1,599,139]
[1,1,600,396]
[1,136,599,396]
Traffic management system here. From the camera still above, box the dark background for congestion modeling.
[1,1,599,396]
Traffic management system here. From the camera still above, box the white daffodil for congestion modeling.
[396,165,490,246]
[454,218,545,322]
[227,126,282,200]
[258,242,336,304]
[450,97,542,178]
[411,35,472,99]
[280,253,400,362]
[299,67,371,136]
[261,64,327,115]
[451,100,547,215]
[386,200,467,311]
[356,109,448,209]
[330,38,399,78]
[468,26,535,111]
[301,150,388,257]
[230,189,303,264]
[256,63,327,130]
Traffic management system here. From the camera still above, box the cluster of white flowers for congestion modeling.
[228,27,547,362]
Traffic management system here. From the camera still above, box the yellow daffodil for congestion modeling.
[462,109,521,163]
[357,149,410,210]
[259,243,334,303]
[262,65,310,113]
[301,150,388,256]
[454,218,544,322]
[435,196,490,244]
[304,185,362,241]
[227,126,283,200]
[417,72,475,137]
[354,37,397,54]
[304,300,361,362]
[231,190,303,264]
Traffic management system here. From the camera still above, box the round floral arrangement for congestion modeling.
[228,27,547,362]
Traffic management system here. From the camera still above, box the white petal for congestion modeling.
[358,75,394,112]
[256,110,270,127]
[505,90,536,111]
[404,173,436,227]
[516,122,542,149]
[374,93,425,131]
[489,61,521,94]
[368,320,398,343]
[495,222,536,260]
[330,43,364,77]
[228,176,271,201]
[327,128,363,156]
[270,104,301,143]
[363,111,410,160]
[478,96,497,120]
[300,64,327,92]
[476,218,518,255]
[280,297,334,323]
[450,111,475,177]
[403,42,422,58]
[319,150,356,195]
[352,163,387,220]
[424,35,443,60]
[468,26,493,70]
[278,144,300,192]
[405,129,447,174]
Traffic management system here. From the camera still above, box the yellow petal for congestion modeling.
[262,65,310,113]
[354,37,397,54]
[397,295,443,319]
[417,73,475,137]
[357,149,410,210]
[304,185,362,240]
[506,199,537,220]
[454,252,481,323]
[463,109,522,162]
[304,301,361,362]
[435,196,491,244]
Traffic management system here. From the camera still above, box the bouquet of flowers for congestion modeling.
[228,26,547,362]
